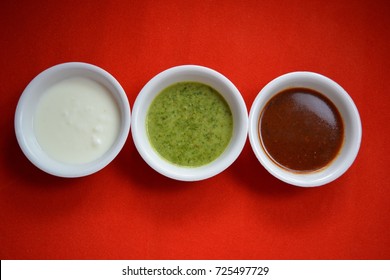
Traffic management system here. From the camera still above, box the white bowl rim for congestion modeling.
[131,64,248,181]
[248,71,362,187]
[14,62,131,178]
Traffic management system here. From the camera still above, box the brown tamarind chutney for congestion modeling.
[259,88,344,172]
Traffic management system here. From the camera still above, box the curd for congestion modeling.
[34,77,121,164]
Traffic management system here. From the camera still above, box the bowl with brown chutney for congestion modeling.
[249,72,362,187]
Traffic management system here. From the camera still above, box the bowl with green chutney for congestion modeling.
[131,65,248,181]
[249,72,362,187]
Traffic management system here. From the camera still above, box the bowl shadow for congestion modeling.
[2,129,92,220]
[230,142,346,229]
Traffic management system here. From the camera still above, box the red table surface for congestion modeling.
[1,0,389,260]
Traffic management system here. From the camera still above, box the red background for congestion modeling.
[1,0,389,260]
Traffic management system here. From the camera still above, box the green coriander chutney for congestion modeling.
[146,82,233,167]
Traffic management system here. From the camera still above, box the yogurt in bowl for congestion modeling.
[131,65,248,181]
[15,62,131,177]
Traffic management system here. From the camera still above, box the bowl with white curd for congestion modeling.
[249,71,362,187]
[15,62,131,177]
[131,65,248,181]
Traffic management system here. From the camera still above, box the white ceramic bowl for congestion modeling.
[249,71,362,187]
[131,65,248,181]
[15,62,131,177]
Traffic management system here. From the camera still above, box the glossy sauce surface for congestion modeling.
[260,88,344,172]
